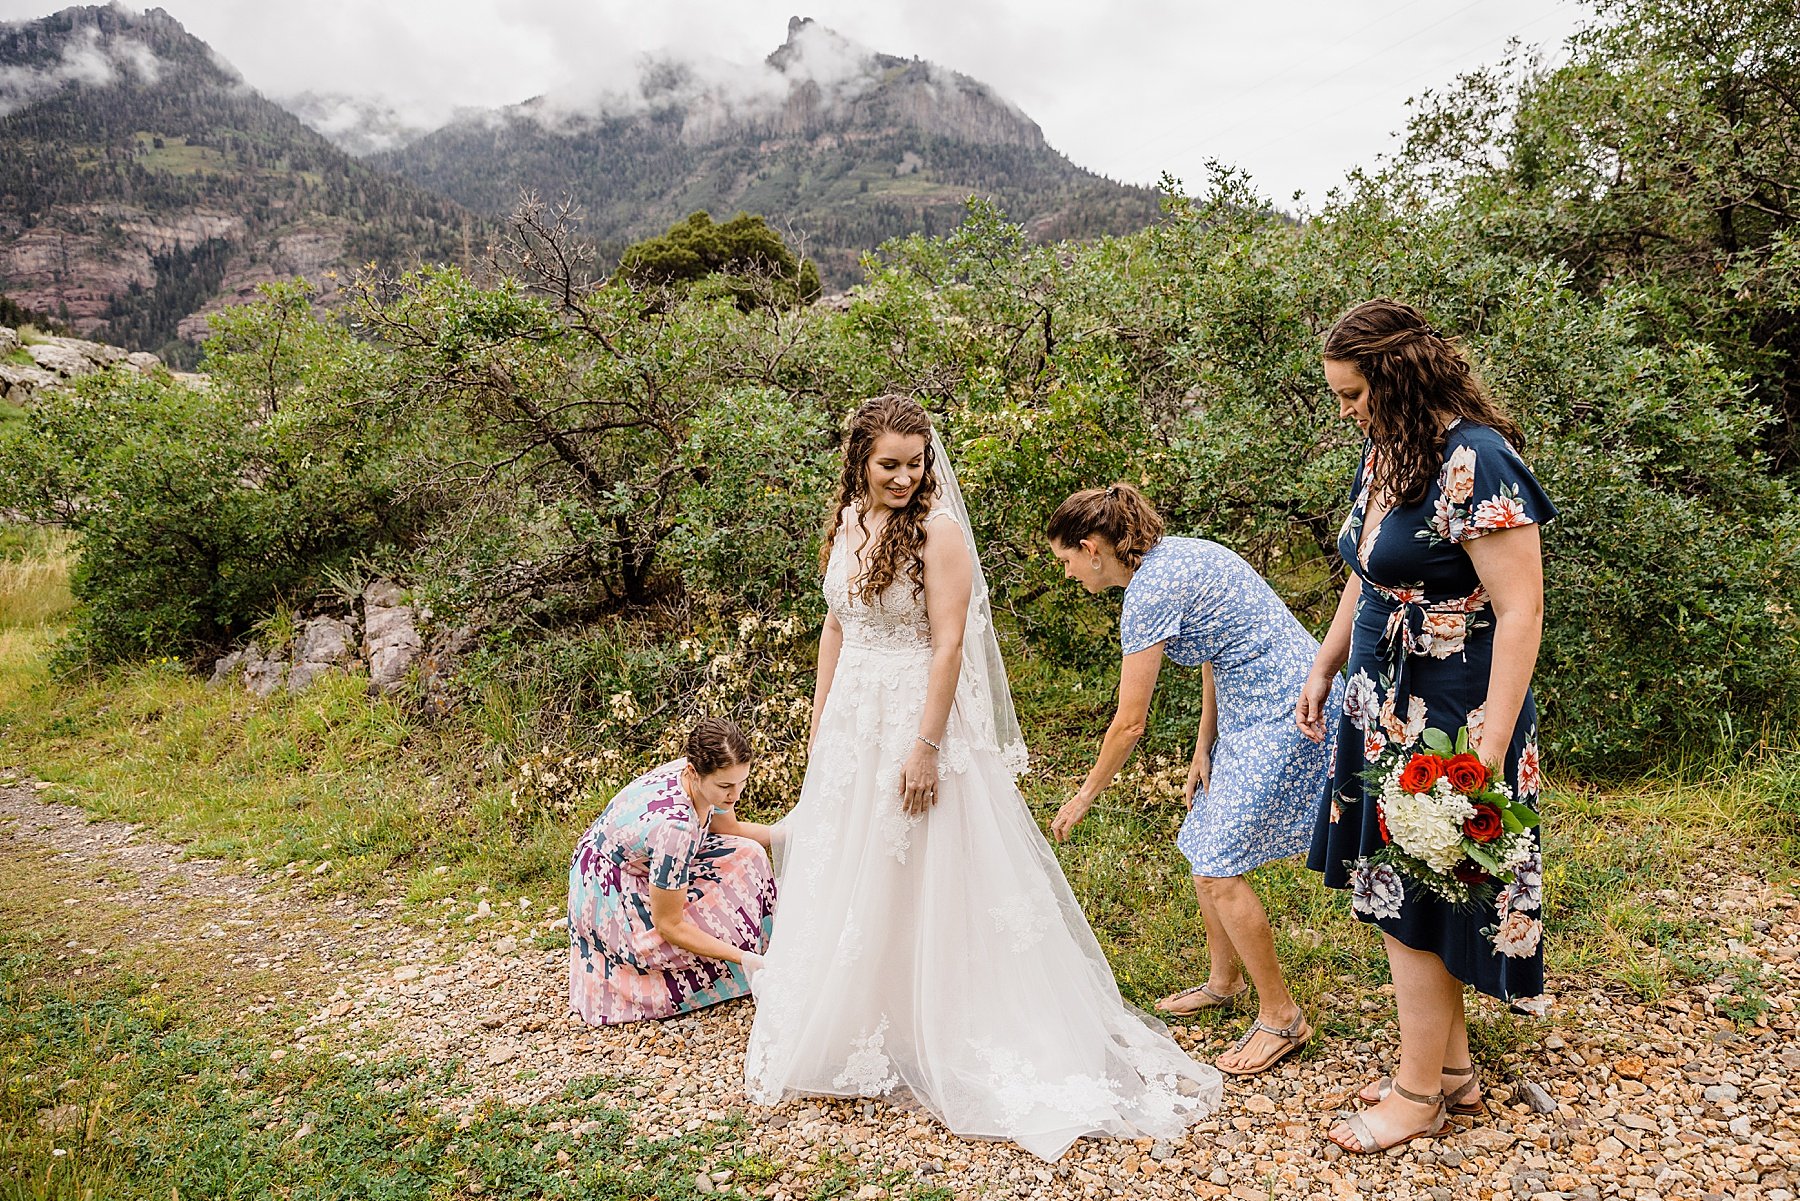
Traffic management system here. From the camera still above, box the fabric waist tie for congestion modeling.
[1360,580,1488,703]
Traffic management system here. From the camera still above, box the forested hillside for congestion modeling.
[0,5,479,365]
[374,18,1162,286]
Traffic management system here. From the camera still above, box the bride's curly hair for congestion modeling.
[819,394,940,604]
[1323,299,1524,507]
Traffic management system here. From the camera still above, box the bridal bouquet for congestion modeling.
[1351,727,1543,954]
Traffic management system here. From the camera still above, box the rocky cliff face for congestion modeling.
[0,6,475,363]
[376,18,1160,287]
[0,208,246,331]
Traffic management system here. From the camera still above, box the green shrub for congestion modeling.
[0,285,408,662]
[9,138,1798,773]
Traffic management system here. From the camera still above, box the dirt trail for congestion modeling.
[4,783,1798,1200]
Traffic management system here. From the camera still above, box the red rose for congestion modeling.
[1452,863,1493,885]
[1377,804,1392,844]
[1397,753,1445,794]
[1462,802,1504,843]
[1444,753,1490,794]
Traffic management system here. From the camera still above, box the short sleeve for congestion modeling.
[1445,428,1557,544]
[646,815,698,892]
[1119,566,1184,657]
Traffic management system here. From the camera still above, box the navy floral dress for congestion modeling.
[1307,421,1555,1004]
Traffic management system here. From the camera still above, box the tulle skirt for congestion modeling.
[745,641,1222,1161]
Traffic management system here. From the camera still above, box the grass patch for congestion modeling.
[0,530,74,630]
[0,928,758,1200]
[0,619,579,915]
[0,539,1794,1009]
[129,132,233,176]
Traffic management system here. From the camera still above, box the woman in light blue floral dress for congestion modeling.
[1047,485,1341,1077]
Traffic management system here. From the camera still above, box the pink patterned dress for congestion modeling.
[568,758,775,1025]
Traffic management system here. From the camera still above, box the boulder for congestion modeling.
[25,337,128,379]
[286,615,356,693]
[0,361,58,398]
[207,649,245,687]
[124,351,162,375]
[240,646,287,698]
[296,615,353,665]
[285,661,331,692]
[362,579,422,695]
[0,326,16,355]
[25,341,98,378]
[46,335,127,368]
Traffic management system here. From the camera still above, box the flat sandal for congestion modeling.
[1216,1010,1311,1077]
[1329,1080,1448,1155]
[1360,1063,1487,1115]
[1156,982,1248,1016]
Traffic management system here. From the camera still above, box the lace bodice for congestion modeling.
[823,508,951,655]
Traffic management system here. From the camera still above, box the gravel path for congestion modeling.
[3,781,1796,1200]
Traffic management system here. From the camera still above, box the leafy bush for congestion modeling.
[828,184,1800,770]
[10,0,1800,775]
[619,210,822,310]
[0,285,409,662]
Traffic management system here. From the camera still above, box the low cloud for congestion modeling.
[0,23,163,116]
[280,90,434,156]
[518,20,883,134]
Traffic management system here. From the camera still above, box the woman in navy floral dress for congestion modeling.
[1047,485,1341,1077]
[1298,300,1554,1154]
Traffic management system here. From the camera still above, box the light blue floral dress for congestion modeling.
[1121,537,1342,877]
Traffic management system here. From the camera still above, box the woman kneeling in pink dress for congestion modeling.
[568,718,776,1025]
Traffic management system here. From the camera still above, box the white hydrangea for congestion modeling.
[1380,777,1474,874]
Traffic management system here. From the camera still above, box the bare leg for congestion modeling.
[1193,875,1248,992]
[1195,875,1309,1072]
[1357,954,1481,1104]
[1157,875,1245,1011]
[1332,934,1456,1147]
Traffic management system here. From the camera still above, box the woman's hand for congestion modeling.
[1295,669,1336,743]
[1051,793,1092,843]
[1183,749,1211,809]
[739,950,765,979]
[900,741,941,815]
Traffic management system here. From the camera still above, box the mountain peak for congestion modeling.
[765,15,872,80]
[0,4,473,361]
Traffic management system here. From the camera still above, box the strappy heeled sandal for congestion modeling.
[1358,1063,1487,1115]
[1155,982,1249,1016]
[1216,1010,1312,1077]
[1328,1080,1448,1154]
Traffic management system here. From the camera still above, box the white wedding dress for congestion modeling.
[745,497,1223,1162]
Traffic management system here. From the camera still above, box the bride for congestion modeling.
[744,395,1222,1161]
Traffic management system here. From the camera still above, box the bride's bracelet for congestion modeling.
[916,735,941,752]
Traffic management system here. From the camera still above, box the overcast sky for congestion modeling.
[0,0,1589,205]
